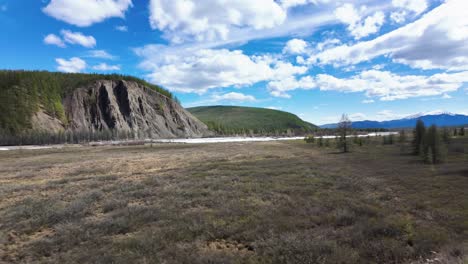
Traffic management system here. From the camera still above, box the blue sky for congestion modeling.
[0,0,467,125]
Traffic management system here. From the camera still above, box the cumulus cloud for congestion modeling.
[212,92,256,102]
[134,45,306,93]
[280,0,327,9]
[310,0,468,71]
[335,4,385,39]
[60,30,96,48]
[267,76,315,98]
[45,30,96,48]
[390,0,428,23]
[86,50,116,60]
[267,70,468,100]
[148,0,286,43]
[316,38,341,51]
[283,38,308,54]
[43,0,133,27]
[92,63,121,71]
[44,34,66,48]
[56,57,86,73]
[392,0,428,15]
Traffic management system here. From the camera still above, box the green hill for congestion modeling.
[0,70,175,134]
[187,105,317,135]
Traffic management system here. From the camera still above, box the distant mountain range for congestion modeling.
[320,112,468,129]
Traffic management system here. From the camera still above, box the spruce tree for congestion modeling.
[413,119,426,155]
[317,137,323,147]
[338,114,352,153]
[425,125,447,164]
[399,130,406,144]
[442,127,451,143]
[424,146,434,164]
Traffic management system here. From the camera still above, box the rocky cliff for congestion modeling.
[34,80,209,138]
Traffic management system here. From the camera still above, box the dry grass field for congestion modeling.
[0,139,467,263]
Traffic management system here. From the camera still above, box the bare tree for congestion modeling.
[338,114,352,153]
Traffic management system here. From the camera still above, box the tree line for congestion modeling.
[304,113,465,164]
[0,129,149,146]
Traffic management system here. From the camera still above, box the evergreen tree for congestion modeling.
[412,119,426,155]
[317,137,323,147]
[424,146,434,164]
[399,130,407,144]
[424,125,447,164]
[442,127,451,143]
[460,127,466,136]
[337,114,352,153]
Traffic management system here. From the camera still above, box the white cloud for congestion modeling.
[441,93,452,99]
[266,70,468,101]
[267,76,315,98]
[311,0,468,71]
[61,30,96,48]
[390,11,407,24]
[316,38,341,51]
[317,70,468,101]
[335,4,385,39]
[283,38,308,54]
[376,110,406,121]
[148,0,286,43]
[56,57,87,73]
[349,113,367,121]
[86,50,116,60]
[135,45,307,93]
[44,34,66,48]
[212,92,256,102]
[362,99,375,104]
[115,25,128,32]
[390,0,427,23]
[92,63,121,71]
[280,0,333,9]
[43,0,133,27]
[392,0,428,15]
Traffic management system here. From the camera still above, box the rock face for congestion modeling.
[52,80,209,138]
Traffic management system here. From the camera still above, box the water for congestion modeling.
[0,132,398,150]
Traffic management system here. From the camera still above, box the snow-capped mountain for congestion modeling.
[320,112,468,129]
[403,111,456,120]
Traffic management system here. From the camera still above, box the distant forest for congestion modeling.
[0,70,174,134]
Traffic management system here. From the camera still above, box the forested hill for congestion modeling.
[0,70,176,134]
[0,70,210,145]
[188,106,317,135]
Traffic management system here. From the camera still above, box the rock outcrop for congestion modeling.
[37,80,209,138]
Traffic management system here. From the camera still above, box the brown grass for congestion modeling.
[0,139,467,263]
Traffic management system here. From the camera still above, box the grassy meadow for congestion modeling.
[0,138,467,263]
